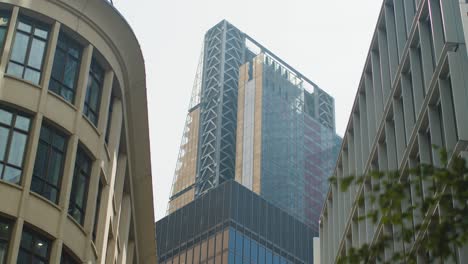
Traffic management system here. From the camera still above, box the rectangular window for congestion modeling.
[0,107,31,184]
[7,17,49,85]
[31,124,67,204]
[49,32,82,103]
[60,249,79,264]
[0,218,12,264]
[84,58,104,126]
[68,145,92,225]
[18,227,51,264]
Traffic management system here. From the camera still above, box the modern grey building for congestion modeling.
[157,180,315,264]
[167,20,341,232]
[320,0,468,263]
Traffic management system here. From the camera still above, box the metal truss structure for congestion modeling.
[195,20,246,197]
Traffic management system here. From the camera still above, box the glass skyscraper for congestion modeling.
[167,20,341,233]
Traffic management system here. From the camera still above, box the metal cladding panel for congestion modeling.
[155,180,314,263]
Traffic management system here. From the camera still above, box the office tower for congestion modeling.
[0,0,156,263]
[320,0,468,263]
[168,20,341,232]
[157,180,315,264]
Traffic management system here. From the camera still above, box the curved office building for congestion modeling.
[0,0,156,263]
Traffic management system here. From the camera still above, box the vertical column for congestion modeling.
[418,132,434,199]
[428,106,443,166]
[333,183,340,257]
[393,97,407,165]
[365,72,377,147]
[371,50,384,123]
[409,47,425,115]
[337,166,345,240]
[385,121,398,170]
[347,132,356,200]
[0,7,18,74]
[359,93,369,166]
[394,0,408,60]
[353,113,363,175]
[327,204,333,264]
[385,3,400,80]
[428,0,445,61]
[97,71,115,135]
[418,19,435,89]
[358,198,366,246]
[401,74,416,140]
[342,149,351,219]
[40,21,60,92]
[438,78,457,152]
[364,181,374,242]
[75,44,94,113]
[403,0,416,37]
[378,28,392,101]
[126,241,135,264]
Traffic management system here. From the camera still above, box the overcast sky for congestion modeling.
[113,0,383,222]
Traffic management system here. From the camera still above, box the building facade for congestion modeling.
[168,20,340,233]
[0,0,156,263]
[320,0,468,263]
[157,180,315,264]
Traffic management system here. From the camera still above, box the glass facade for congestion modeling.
[7,17,49,84]
[69,145,92,225]
[49,32,82,103]
[32,124,68,204]
[157,181,314,264]
[0,106,30,184]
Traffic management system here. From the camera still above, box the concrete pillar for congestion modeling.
[418,19,435,90]
[438,78,458,152]
[365,73,377,147]
[393,97,407,165]
[371,50,384,123]
[378,28,392,101]
[409,47,425,115]
[359,93,369,166]
[401,73,416,140]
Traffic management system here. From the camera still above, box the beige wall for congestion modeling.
[0,0,156,263]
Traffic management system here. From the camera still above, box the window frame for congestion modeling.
[49,32,82,104]
[0,105,31,185]
[83,58,104,126]
[31,123,68,204]
[18,227,51,264]
[6,16,50,85]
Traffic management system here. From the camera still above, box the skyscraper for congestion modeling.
[167,20,341,232]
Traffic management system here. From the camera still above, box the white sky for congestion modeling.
[113,0,383,222]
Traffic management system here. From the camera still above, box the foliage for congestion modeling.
[329,148,468,263]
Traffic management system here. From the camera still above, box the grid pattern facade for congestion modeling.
[157,181,314,264]
[235,52,340,232]
[320,0,468,263]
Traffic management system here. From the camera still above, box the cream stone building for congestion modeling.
[0,0,156,263]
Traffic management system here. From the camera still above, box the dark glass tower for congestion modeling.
[167,20,341,232]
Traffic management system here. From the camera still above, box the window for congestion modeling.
[7,17,49,84]
[0,107,31,184]
[49,32,82,103]
[60,249,79,264]
[84,58,104,126]
[92,179,103,241]
[69,146,92,225]
[32,124,67,204]
[0,219,12,264]
[18,227,51,264]
[0,12,10,52]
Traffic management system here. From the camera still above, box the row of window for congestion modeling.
[0,11,106,127]
[0,218,79,264]
[0,106,94,227]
